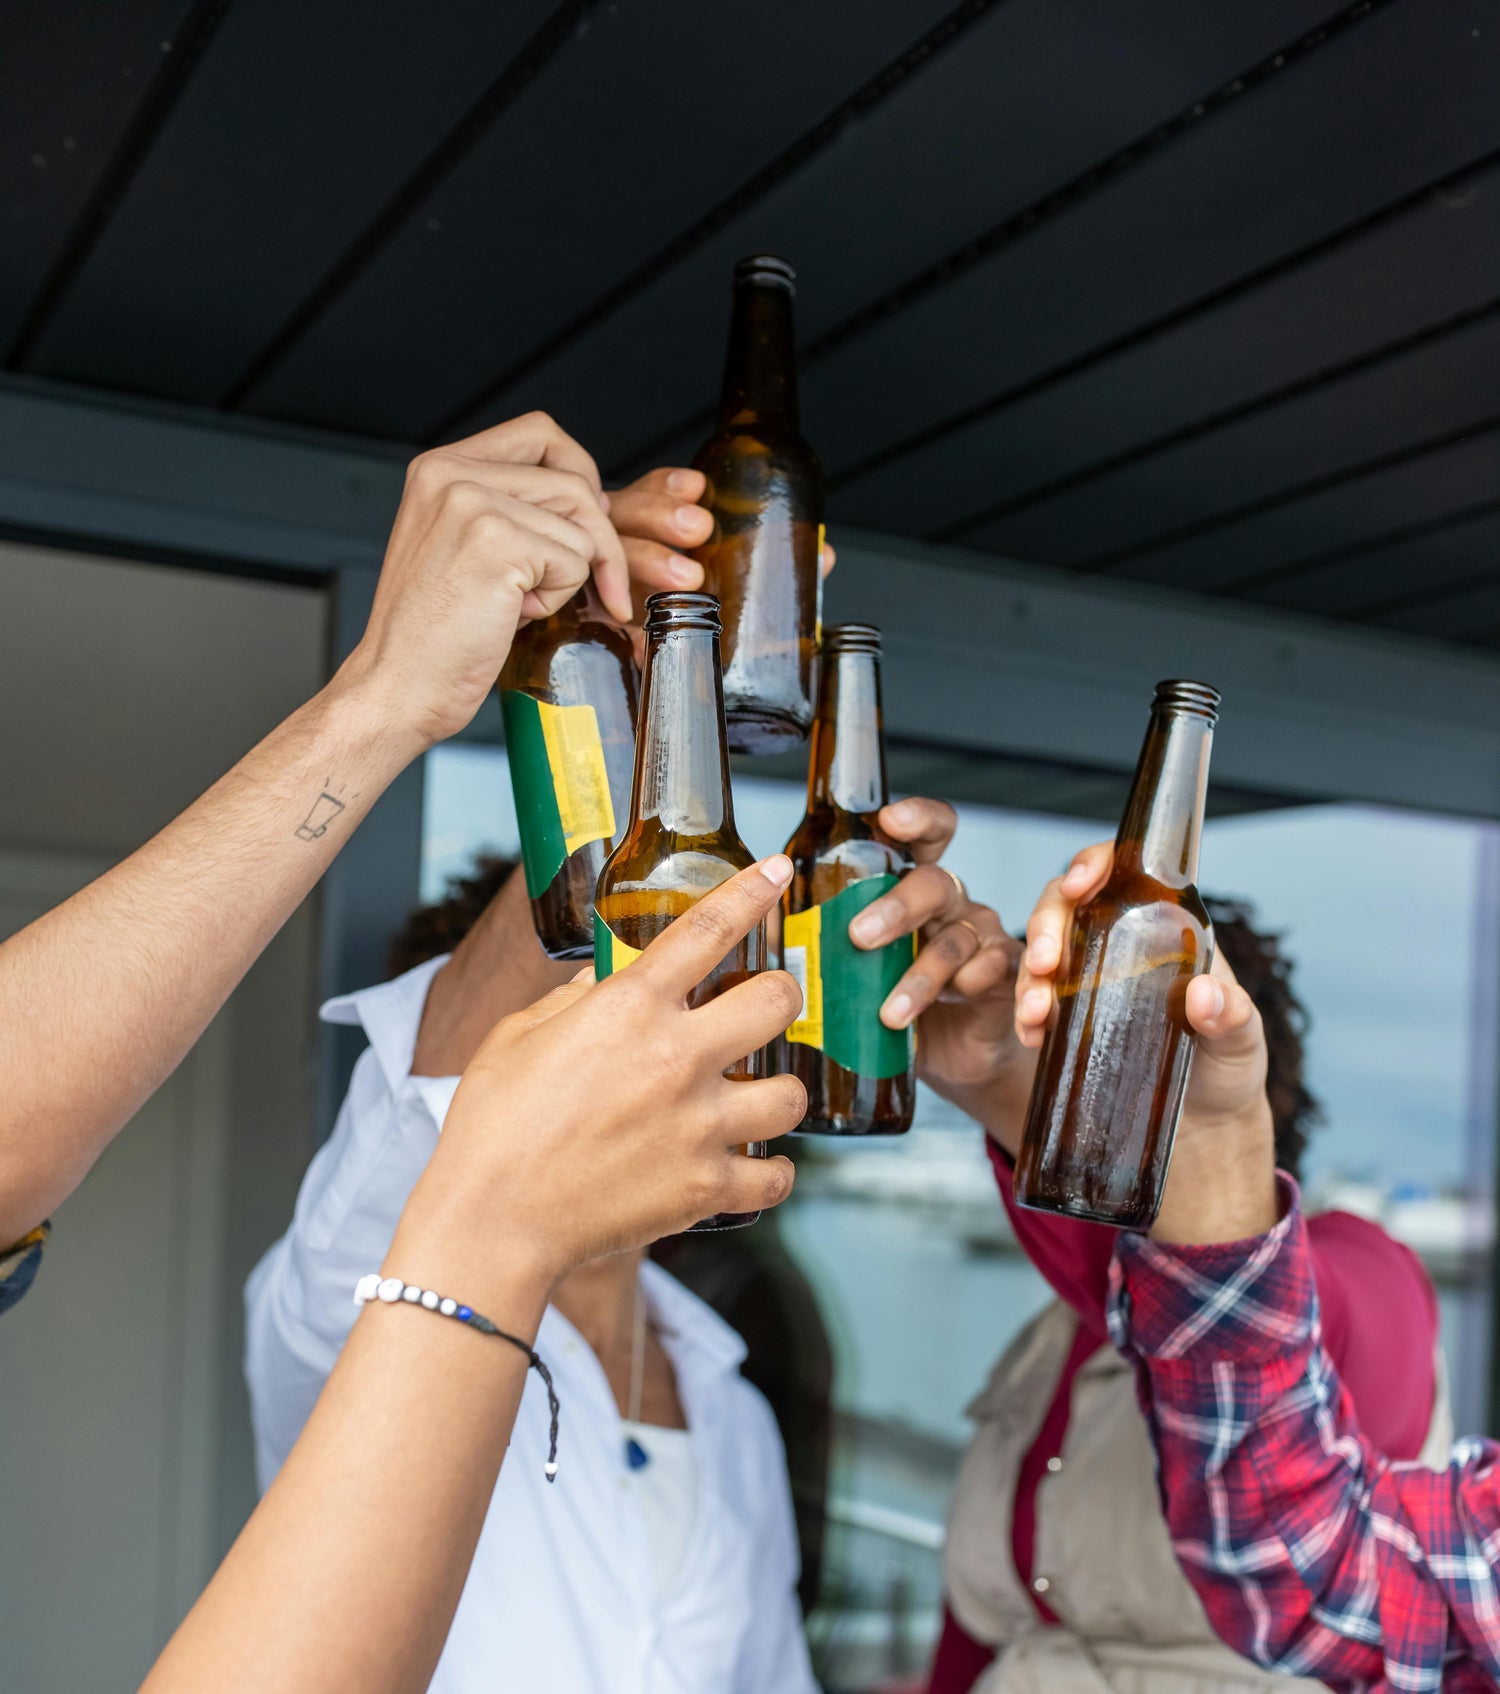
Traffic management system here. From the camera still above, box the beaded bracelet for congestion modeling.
[354,1273,561,1481]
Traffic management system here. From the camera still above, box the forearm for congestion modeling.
[146,1222,555,1694]
[411,863,572,1076]
[0,659,422,1243]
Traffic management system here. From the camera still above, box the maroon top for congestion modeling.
[927,1140,1441,1694]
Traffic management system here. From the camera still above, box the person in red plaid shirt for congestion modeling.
[1018,839,1500,1694]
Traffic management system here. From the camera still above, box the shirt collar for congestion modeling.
[321,955,451,1099]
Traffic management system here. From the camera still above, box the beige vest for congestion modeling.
[944,1299,1453,1694]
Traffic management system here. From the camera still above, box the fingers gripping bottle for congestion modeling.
[593,591,768,1231]
[782,625,916,1135]
[1014,681,1220,1229]
[498,593,638,959]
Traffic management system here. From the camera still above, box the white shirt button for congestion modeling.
[1045,1455,1064,1473]
[1032,1576,1051,1595]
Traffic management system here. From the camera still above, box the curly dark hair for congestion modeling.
[1202,894,1322,1183]
[385,853,520,979]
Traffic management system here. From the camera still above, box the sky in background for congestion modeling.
[422,745,1498,1193]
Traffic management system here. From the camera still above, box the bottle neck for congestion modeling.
[808,648,888,816]
[1115,708,1213,887]
[718,283,799,431]
[632,624,736,838]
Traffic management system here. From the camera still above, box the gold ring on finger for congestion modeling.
[953,918,984,950]
[941,866,967,903]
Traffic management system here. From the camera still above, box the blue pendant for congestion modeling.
[625,1436,650,1471]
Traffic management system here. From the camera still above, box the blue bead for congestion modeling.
[625,1437,650,1471]
[457,1306,473,1322]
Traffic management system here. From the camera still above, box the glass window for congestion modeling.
[420,744,1498,1691]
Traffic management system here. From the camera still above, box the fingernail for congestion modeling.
[1063,860,1090,887]
[1206,981,1225,1018]
[676,504,704,532]
[758,854,793,888]
[667,470,696,495]
[1021,988,1050,1020]
[1027,935,1058,970]
[849,909,887,946]
[572,966,594,983]
[887,800,917,826]
[667,555,699,584]
[882,991,913,1029]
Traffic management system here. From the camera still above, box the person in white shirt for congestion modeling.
[247,787,1014,1693]
[246,859,818,1694]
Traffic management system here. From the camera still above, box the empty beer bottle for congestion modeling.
[498,592,638,959]
[691,254,822,755]
[593,591,768,1230]
[1014,680,1220,1229]
[782,625,915,1135]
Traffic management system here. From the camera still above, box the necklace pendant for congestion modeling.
[625,1435,650,1471]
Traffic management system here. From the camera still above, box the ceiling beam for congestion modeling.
[3,375,1498,819]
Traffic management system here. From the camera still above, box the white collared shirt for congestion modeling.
[244,958,815,1694]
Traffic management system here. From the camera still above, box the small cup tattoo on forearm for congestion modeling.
[296,790,346,841]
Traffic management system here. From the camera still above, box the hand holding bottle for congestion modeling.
[390,856,805,1307]
[341,413,630,753]
[1015,839,1277,1243]
[841,796,1025,1132]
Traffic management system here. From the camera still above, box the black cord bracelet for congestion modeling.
[354,1273,561,1481]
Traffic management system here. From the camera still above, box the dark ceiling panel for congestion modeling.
[800,0,1499,485]
[1099,427,1500,593]
[831,159,1500,538]
[1360,520,1500,642]
[1242,502,1500,618]
[963,303,1500,565]
[243,0,958,438]
[0,0,196,353]
[18,0,558,404]
[446,0,1338,469]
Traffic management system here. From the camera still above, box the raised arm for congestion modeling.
[1065,862,1500,1688]
[143,856,806,1694]
[0,413,630,1248]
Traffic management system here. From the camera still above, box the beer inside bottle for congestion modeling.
[691,254,822,756]
[497,592,638,960]
[783,625,916,1135]
[593,591,768,1231]
[1014,680,1220,1229]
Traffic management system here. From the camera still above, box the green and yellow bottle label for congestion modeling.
[593,912,643,979]
[782,873,915,1079]
[501,690,617,898]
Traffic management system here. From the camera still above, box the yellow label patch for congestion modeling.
[782,904,823,1049]
[537,699,615,855]
[814,523,826,646]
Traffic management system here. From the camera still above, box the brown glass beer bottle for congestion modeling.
[691,254,822,755]
[1014,680,1220,1228]
[593,591,768,1231]
[782,625,916,1135]
[497,592,638,959]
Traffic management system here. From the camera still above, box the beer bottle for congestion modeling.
[593,590,768,1231]
[497,592,638,959]
[1014,680,1220,1228]
[691,254,822,755]
[782,625,916,1135]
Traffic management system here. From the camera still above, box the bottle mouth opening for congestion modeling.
[644,590,722,635]
[823,623,882,655]
[1152,678,1221,722]
[734,253,796,293]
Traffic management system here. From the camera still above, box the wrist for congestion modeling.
[325,643,439,767]
[386,1212,562,1341]
[1151,1097,1278,1245]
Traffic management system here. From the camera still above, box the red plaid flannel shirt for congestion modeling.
[1108,1178,1500,1693]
